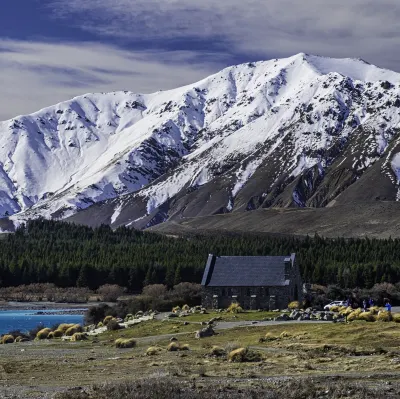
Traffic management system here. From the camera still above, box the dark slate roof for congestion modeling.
[201,254,294,287]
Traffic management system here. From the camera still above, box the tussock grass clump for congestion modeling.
[115,338,137,348]
[57,324,75,333]
[36,328,52,340]
[15,336,28,343]
[167,342,189,351]
[71,332,87,342]
[227,303,244,314]
[357,312,376,322]
[228,347,263,363]
[392,313,400,323]
[264,332,278,341]
[339,306,354,316]
[146,346,162,356]
[96,322,104,328]
[377,310,392,322]
[48,331,55,339]
[224,341,241,353]
[209,345,226,357]
[288,301,300,310]
[329,305,340,312]
[53,329,64,338]
[347,309,362,322]
[106,319,121,331]
[369,306,380,315]
[103,315,114,325]
[182,304,190,311]
[65,324,83,336]
[280,331,290,338]
[1,335,15,344]
[172,306,181,313]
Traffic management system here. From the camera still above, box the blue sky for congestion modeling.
[1,0,400,120]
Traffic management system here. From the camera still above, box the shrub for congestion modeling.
[169,282,202,305]
[377,310,392,322]
[288,301,300,310]
[142,284,167,299]
[84,304,113,325]
[71,333,87,342]
[146,346,162,356]
[107,319,121,331]
[97,322,104,328]
[227,303,244,313]
[36,328,52,340]
[97,284,125,302]
[1,335,15,344]
[65,325,83,336]
[115,338,137,349]
[210,346,226,357]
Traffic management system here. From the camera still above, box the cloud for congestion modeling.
[48,0,400,71]
[0,39,228,120]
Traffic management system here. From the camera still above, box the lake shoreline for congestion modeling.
[0,300,107,312]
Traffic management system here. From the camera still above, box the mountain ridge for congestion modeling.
[1,53,400,234]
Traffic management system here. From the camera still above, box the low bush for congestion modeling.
[65,325,83,336]
[227,303,244,314]
[71,333,87,342]
[1,335,15,344]
[36,328,52,340]
[115,338,137,348]
[146,346,162,356]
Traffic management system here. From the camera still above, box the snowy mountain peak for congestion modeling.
[1,54,400,230]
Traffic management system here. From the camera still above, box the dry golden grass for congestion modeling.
[65,324,83,336]
[36,328,52,340]
[71,333,87,342]
[1,334,15,344]
[228,347,247,362]
[227,303,244,314]
[146,346,162,356]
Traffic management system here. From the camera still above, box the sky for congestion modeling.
[1,0,400,120]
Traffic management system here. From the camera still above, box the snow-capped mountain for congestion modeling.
[1,53,400,231]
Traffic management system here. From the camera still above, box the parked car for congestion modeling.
[324,301,347,311]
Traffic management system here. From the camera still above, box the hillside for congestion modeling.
[1,53,400,235]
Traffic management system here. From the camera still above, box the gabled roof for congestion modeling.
[201,254,295,287]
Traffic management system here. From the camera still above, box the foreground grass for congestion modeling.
[2,319,400,398]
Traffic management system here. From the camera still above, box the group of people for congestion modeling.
[360,298,392,312]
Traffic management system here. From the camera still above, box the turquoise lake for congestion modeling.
[0,309,85,335]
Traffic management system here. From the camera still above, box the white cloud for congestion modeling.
[0,40,227,121]
[49,0,400,71]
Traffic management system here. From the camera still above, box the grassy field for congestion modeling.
[2,317,400,398]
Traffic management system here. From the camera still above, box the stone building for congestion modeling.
[201,254,302,310]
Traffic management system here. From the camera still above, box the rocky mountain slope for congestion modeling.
[1,53,400,233]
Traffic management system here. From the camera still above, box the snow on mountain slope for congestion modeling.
[2,53,400,229]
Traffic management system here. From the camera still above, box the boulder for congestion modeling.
[275,313,290,321]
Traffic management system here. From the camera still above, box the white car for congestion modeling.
[324,301,347,311]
